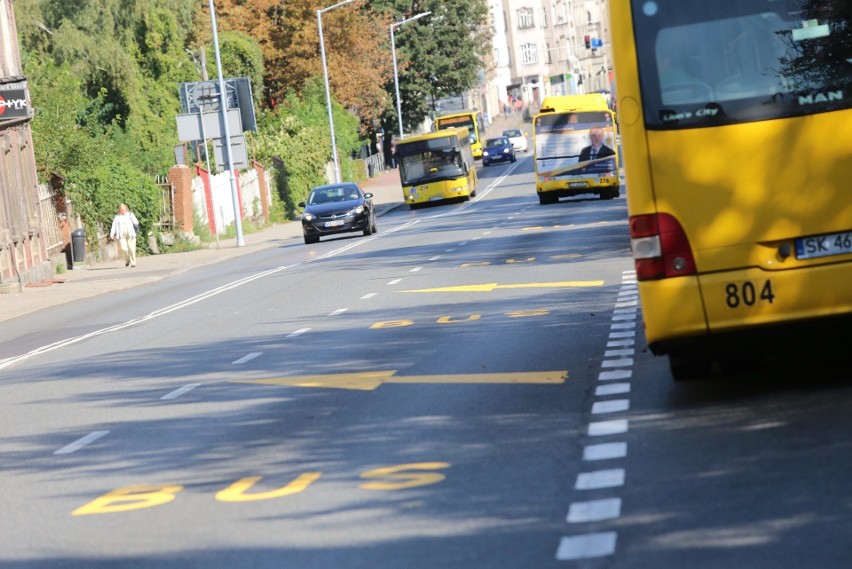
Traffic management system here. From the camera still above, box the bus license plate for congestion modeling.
[429,196,442,202]
[795,231,852,259]
[569,182,586,188]
[325,220,345,228]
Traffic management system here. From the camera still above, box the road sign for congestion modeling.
[176,109,242,142]
[213,135,249,171]
[178,78,256,132]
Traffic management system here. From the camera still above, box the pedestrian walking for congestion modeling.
[109,203,139,268]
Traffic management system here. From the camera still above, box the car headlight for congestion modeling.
[483,150,490,156]
[351,205,364,215]
[303,213,315,221]
[503,148,510,154]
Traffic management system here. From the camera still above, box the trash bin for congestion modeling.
[71,228,86,265]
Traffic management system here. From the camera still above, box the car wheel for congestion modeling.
[482,161,489,166]
[304,234,319,245]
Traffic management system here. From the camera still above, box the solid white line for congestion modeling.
[556,533,617,560]
[588,419,629,436]
[232,352,262,364]
[604,348,635,358]
[410,267,423,272]
[287,328,310,338]
[575,469,625,489]
[329,308,348,316]
[596,383,631,396]
[583,442,627,461]
[602,358,634,368]
[599,369,632,381]
[388,279,402,285]
[161,383,202,400]
[592,399,630,414]
[567,498,622,523]
[361,293,377,299]
[54,431,109,455]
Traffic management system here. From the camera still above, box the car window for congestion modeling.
[486,139,505,147]
[308,190,330,205]
[504,130,521,137]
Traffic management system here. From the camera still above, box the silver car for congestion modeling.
[502,129,528,153]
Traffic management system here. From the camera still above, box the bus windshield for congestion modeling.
[633,0,852,129]
[436,114,481,144]
[534,111,618,176]
[397,136,465,186]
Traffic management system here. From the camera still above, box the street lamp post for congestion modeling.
[390,11,431,139]
[318,0,356,183]
[208,0,245,246]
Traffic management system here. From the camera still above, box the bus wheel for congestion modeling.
[669,354,713,381]
[539,193,556,205]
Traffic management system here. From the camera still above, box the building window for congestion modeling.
[545,43,552,64]
[521,43,538,65]
[541,7,548,28]
[517,8,534,30]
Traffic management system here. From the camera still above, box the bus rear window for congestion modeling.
[633,0,852,129]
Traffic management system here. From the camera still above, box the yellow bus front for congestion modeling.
[611,0,852,378]
[396,129,478,208]
[435,112,484,159]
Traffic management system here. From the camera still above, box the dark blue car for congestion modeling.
[481,136,516,166]
[298,182,377,245]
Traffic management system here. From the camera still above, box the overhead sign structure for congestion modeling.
[178,77,256,132]
[176,109,242,142]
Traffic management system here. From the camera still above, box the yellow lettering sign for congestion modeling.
[360,462,450,490]
[215,473,321,502]
[72,485,183,516]
[370,320,414,329]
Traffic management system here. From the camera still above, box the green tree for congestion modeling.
[370,0,491,132]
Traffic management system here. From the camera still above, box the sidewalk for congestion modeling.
[0,169,406,324]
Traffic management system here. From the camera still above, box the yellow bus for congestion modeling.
[395,127,478,208]
[434,110,485,159]
[610,0,852,379]
[533,94,620,205]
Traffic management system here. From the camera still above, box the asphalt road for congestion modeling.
[1,156,851,568]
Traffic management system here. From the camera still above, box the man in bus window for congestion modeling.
[579,127,615,162]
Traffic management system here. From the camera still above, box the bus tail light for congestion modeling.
[629,213,696,280]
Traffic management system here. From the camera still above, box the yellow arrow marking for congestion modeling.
[400,281,603,293]
[232,370,567,391]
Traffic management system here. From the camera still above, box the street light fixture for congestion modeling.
[318,0,356,183]
[390,11,431,139]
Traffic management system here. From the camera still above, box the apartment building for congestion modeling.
[476,0,614,120]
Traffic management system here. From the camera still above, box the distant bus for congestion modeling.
[435,110,485,159]
[533,94,620,205]
[395,127,478,208]
[610,0,852,379]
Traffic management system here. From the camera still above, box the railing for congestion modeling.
[37,183,65,256]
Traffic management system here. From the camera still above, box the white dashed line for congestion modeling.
[595,383,631,396]
[161,383,202,400]
[610,322,636,330]
[388,279,402,285]
[575,469,625,490]
[604,348,635,357]
[329,308,348,316]
[591,399,630,414]
[567,498,622,523]
[54,431,110,455]
[583,442,627,461]
[606,339,635,348]
[410,267,423,272]
[232,352,262,364]
[429,256,442,261]
[588,419,629,436]
[599,369,632,381]
[609,330,636,339]
[287,328,310,338]
[601,358,634,368]
[361,293,377,299]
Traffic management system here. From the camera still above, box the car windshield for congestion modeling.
[503,130,522,137]
[308,186,360,205]
[486,138,508,148]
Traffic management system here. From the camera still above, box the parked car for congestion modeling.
[298,182,377,244]
[502,128,529,153]
[482,137,516,166]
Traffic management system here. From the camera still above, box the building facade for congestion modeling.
[489,0,614,110]
[0,0,53,290]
